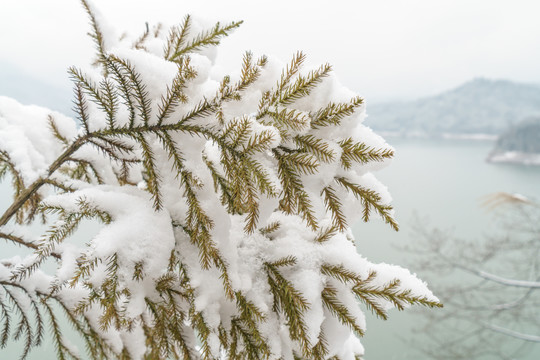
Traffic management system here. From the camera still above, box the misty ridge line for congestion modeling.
[366,77,540,138]
[3,59,540,133]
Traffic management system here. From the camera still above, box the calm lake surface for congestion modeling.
[1,137,540,359]
[354,137,540,359]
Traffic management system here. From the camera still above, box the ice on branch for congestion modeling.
[0,1,441,359]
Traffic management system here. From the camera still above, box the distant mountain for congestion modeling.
[366,78,540,136]
[487,117,540,165]
[0,61,73,116]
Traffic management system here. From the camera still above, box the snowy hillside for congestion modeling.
[487,117,540,165]
[366,78,540,137]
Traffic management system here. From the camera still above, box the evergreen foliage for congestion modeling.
[0,1,441,359]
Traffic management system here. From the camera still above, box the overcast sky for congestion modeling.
[1,0,540,104]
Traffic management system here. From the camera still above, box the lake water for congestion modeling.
[1,138,540,359]
[354,137,540,359]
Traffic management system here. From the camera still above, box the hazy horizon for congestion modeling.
[1,58,538,116]
[2,0,540,104]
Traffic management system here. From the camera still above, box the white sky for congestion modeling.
[1,0,540,103]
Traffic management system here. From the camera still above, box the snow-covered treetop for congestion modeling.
[0,1,441,359]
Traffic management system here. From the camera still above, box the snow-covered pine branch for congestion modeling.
[0,0,441,359]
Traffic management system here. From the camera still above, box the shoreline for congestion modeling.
[375,131,498,141]
[487,151,540,166]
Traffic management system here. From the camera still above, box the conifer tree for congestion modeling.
[0,1,441,359]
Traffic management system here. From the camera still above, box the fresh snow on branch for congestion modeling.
[0,1,440,359]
